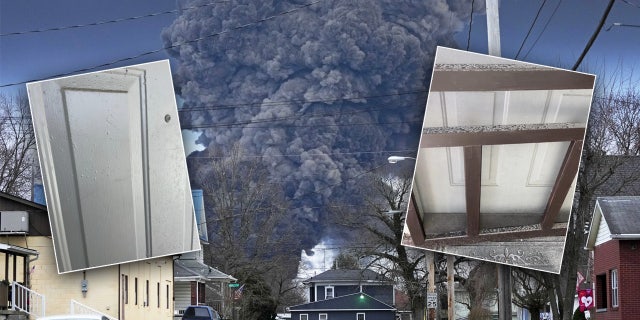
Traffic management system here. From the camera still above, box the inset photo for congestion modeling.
[27,60,201,273]
[402,47,596,273]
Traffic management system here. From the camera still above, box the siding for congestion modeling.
[595,206,612,247]
[6,236,120,318]
[175,282,192,315]
[362,285,393,306]
[291,310,395,320]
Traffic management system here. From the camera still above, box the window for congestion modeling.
[319,314,328,320]
[325,286,334,299]
[611,269,618,307]
[357,313,365,320]
[157,282,161,308]
[135,277,138,305]
[595,274,607,310]
[300,315,308,320]
[122,275,128,304]
[166,284,170,309]
[146,280,150,307]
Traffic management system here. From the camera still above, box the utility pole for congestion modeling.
[447,255,455,320]
[485,1,512,319]
[427,251,436,320]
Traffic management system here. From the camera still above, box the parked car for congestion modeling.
[182,305,221,320]
[36,315,109,320]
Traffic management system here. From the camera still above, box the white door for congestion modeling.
[27,60,200,272]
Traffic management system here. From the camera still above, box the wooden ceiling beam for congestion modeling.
[407,193,426,246]
[464,146,482,237]
[430,66,595,92]
[421,124,585,148]
[541,140,583,230]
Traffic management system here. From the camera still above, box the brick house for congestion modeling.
[585,196,640,319]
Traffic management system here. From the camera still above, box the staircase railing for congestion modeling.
[11,281,45,318]
[70,299,118,320]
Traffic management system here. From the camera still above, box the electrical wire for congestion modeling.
[620,0,640,8]
[182,119,423,130]
[186,149,416,159]
[178,90,427,112]
[522,0,563,60]
[465,0,475,51]
[514,0,548,59]
[572,0,616,71]
[0,0,324,88]
[0,1,230,37]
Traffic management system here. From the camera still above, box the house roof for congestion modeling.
[0,191,47,211]
[174,259,236,282]
[0,191,51,236]
[303,269,392,284]
[288,292,395,312]
[586,196,640,249]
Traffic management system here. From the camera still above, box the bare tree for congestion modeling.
[512,268,552,320]
[549,71,640,319]
[0,91,36,198]
[194,144,301,319]
[457,262,497,320]
[333,166,428,319]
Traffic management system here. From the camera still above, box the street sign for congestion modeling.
[228,283,240,288]
[426,292,437,309]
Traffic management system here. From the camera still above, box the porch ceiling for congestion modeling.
[406,47,594,248]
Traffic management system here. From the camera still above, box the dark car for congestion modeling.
[182,306,221,320]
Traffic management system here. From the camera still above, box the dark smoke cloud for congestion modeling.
[163,0,480,249]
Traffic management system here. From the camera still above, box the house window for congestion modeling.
[596,273,607,310]
[300,314,308,320]
[166,284,170,309]
[319,314,328,320]
[146,280,150,307]
[157,282,160,308]
[357,313,365,320]
[135,277,138,305]
[611,269,618,307]
[122,275,128,304]
[325,286,334,299]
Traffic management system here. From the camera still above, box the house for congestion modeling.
[288,269,396,320]
[0,191,175,319]
[585,196,640,319]
[174,190,236,319]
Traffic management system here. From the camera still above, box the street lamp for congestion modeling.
[387,156,416,164]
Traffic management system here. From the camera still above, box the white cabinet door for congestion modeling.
[28,60,200,273]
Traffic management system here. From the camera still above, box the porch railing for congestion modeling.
[70,299,118,320]
[11,281,45,318]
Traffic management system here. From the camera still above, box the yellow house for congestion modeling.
[0,191,176,320]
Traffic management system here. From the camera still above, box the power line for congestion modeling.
[181,119,423,130]
[0,0,324,88]
[620,0,640,8]
[178,90,427,112]
[179,98,425,129]
[522,0,563,60]
[186,149,416,159]
[0,1,229,37]
[290,158,393,202]
[572,0,616,71]
[465,0,475,51]
[514,0,548,59]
